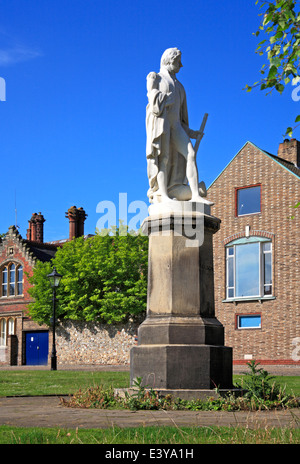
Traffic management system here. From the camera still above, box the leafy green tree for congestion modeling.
[28,228,148,325]
[246,0,300,136]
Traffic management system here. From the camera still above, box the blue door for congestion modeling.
[25,331,49,365]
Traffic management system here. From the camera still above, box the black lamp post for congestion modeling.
[47,267,62,370]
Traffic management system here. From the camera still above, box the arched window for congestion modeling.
[8,318,15,336]
[226,237,272,300]
[1,264,23,297]
[2,267,7,297]
[17,266,23,295]
[9,264,15,296]
[0,319,6,346]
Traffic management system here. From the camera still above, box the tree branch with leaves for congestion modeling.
[245,0,300,137]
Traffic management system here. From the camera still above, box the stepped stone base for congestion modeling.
[130,343,233,390]
[130,201,233,394]
[115,387,240,401]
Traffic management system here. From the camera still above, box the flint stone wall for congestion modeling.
[55,320,140,365]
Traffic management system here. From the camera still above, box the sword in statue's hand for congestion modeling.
[194,113,208,157]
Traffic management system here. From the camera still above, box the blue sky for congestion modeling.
[0,0,298,241]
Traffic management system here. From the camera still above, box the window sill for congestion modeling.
[237,326,262,330]
[222,296,275,304]
[236,212,261,218]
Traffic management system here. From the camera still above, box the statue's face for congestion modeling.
[168,54,182,74]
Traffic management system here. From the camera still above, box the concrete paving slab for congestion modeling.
[0,396,299,430]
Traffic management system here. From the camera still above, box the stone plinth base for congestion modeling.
[115,387,241,401]
[138,316,225,346]
[130,201,233,394]
[130,344,233,390]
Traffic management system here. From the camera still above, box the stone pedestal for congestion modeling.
[130,200,233,393]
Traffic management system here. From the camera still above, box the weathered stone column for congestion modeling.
[130,201,233,394]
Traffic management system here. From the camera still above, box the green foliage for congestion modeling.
[27,261,53,325]
[234,360,298,409]
[247,0,300,136]
[61,385,119,409]
[63,362,300,412]
[237,359,279,400]
[28,227,148,325]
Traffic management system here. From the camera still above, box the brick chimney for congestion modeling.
[27,213,37,241]
[65,206,87,240]
[35,212,45,243]
[26,212,45,243]
[77,207,88,237]
[277,138,300,167]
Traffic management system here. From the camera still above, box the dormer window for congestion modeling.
[1,264,23,297]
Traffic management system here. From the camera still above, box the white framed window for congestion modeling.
[17,266,23,295]
[236,185,261,216]
[1,264,23,297]
[2,267,7,297]
[226,237,272,300]
[8,318,15,336]
[237,314,261,329]
[0,319,6,346]
[9,264,15,296]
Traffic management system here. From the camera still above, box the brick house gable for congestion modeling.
[210,140,300,188]
[208,140,300,364]
[0,225,58,267]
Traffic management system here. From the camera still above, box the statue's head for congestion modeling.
[160,48,182,74]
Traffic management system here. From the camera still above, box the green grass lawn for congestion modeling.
[0,370,298,398]
[0,370,299,445]
[0,370,130,397]
[234,374,300,397]
[0,424,299,444]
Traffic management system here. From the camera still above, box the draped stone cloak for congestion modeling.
[146,68,189,203]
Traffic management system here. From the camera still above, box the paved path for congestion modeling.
[0,364,298,430]
[0,396,299,429]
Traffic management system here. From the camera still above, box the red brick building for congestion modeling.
[0,206,87,366]
[208,139,300,365]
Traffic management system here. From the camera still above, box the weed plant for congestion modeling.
[61,361,299,412]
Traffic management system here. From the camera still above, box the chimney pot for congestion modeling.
[30,213,37,242]
[65,206,87,240]
[35,213,45,243]
[28,212,45,243]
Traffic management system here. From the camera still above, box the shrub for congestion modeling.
[61,363,299,412]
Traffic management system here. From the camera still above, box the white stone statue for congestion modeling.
[146,47,207,204]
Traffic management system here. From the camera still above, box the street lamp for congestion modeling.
[47,267,62,370]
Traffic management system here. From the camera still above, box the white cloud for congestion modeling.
[0,45,42,66]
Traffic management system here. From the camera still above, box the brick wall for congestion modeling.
[208,142,300,363]
[0,233,35,365]
[0,235,34,306]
